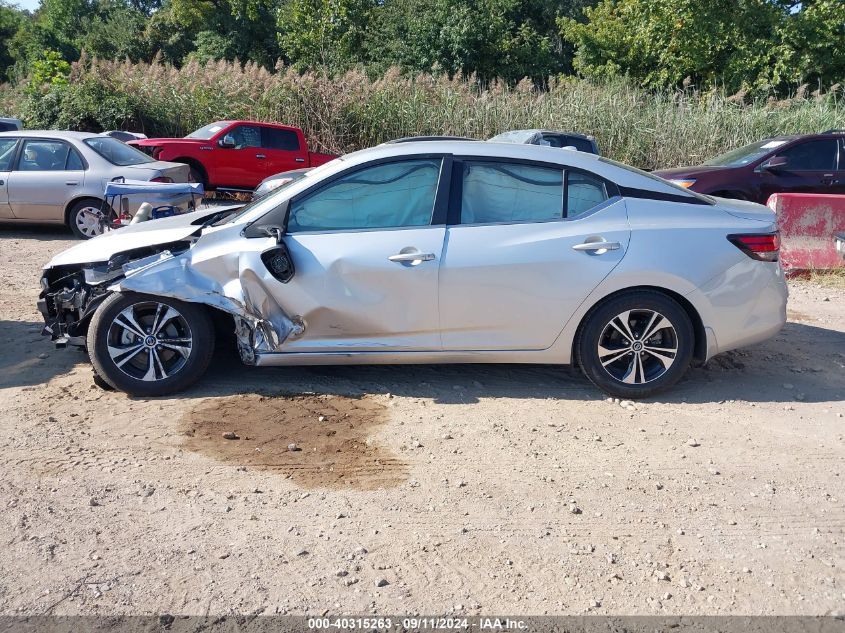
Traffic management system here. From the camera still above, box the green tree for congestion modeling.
[366,0,578,84]
[0,2,25,81]
[277,0,375,71]
[561,0,845,93]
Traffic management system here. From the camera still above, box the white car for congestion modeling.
[38,140,787,398]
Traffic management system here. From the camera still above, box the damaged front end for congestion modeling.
[112,239,304,365]
[38,202,305,363]
[37,241,193,348]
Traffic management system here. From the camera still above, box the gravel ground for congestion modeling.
[0,224,843,616]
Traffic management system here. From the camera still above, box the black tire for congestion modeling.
[68,198,106,240]
[87,292,215,396]
[576,290,694,399]
[186,164,207,188]
[92,370,115,391]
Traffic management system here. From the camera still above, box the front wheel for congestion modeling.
[576,291,694,399]
[88,293,215,396]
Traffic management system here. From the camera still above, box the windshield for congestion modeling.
[703,138,790,167]
[186,122,230,140]
[84,137,154,166]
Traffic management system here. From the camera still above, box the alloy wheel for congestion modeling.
[597,309,678,385]
[106,301,193,382]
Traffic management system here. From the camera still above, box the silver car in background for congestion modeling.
[38,141,787,399]
[0,131,189,239]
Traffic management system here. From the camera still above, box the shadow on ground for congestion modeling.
[0,320,85,389]
[185,320,845,406]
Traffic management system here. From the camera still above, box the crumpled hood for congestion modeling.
[44,206,241,269]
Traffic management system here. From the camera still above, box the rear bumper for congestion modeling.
[689,259,788,359]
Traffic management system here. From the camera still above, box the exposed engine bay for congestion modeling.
[37,240,194,348]
[37,205,303,364]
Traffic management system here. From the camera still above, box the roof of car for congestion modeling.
[0,130,103,140]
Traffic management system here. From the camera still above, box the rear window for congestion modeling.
[84,137,154,166]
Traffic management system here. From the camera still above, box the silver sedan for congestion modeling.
[38,140,787,398]
[0,130,189,239]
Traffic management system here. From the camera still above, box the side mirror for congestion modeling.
[763,155,788,171]
[218,134,236,149]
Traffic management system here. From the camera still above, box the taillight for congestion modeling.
[150,176,173,183]
[727,232,780,262]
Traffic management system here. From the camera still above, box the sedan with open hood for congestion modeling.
[38,141,787,398]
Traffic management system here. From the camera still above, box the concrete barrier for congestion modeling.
[766,193,845,271]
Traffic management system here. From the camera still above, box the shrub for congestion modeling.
[3,58,845,169]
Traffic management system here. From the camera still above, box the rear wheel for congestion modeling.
[576,291,694,399]
[68,198,106,239]
[88,292,215,396]
[185,164,207,188]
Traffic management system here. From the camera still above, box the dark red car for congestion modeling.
[653,130,845,204]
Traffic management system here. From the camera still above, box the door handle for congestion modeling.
[388,251,435,263]
[256,154,266,159]
[572,240,621,253]
[295,158,305,163]
[0,180,4,186]
[65,181,79,186]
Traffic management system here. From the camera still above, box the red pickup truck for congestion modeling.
[128,121,337,191]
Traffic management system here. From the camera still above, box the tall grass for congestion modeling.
[3,58,845,169]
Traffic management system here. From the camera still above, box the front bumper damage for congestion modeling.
[39,243,305,364]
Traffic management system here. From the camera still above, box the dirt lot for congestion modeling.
[1,224,843,617]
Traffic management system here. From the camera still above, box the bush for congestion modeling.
[3,58,845,169]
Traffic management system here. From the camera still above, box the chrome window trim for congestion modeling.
[450,195,622,228]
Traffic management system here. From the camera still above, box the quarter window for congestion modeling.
[65,148,84,170]
[287,158,442,232]
[567,171,608,218]
[779,139,838,171]
[460,162,563,224]
[18,140,72,172]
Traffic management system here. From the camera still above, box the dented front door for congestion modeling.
[268,227,445,352]
[264,157,448,352]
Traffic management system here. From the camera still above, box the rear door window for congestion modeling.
[262,128,301,151]
[460,162,563,224]
[780,139,838,171]
[459,161,611,224]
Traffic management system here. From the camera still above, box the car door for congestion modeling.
[260,126,308,177]
[0,137,18,219]
[267,156,449,352]
[758,138,840,200]
[831,138,845,195]
[8,139,85,221]
[439,159,630,351]
[212,124,266,188]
